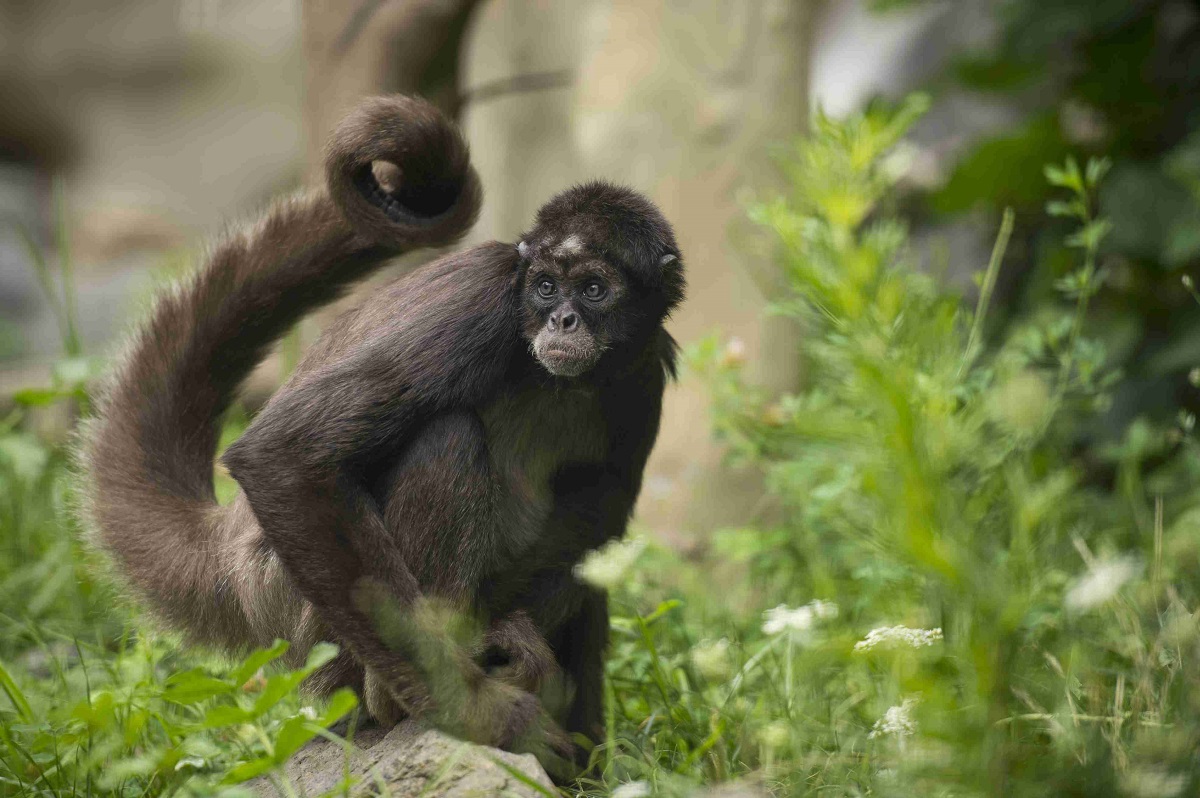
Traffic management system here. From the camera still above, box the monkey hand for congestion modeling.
[471,610,558,693]
[452,673,579,781]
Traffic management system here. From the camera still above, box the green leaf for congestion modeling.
[201,704,253,729]
[162,669,235,704]
[273,716,319,763]
[1086,157,1111,187]
[318,688,358,727]
[643,599,683,624]
[233,639,290,686]
[931,115,1068,214]
[0,660,33,722]
[10,388,65,407]
[222,756,276,784]
[953,54,1040,92]
[303,642,339,672]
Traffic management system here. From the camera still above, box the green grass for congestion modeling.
[4,97,1200,796]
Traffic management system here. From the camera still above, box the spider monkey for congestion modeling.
[82,94,684,768]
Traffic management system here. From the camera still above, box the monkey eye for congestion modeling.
[537,279,557,298]
[582,281,607,301]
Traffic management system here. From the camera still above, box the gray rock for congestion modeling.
[249,720,554,797]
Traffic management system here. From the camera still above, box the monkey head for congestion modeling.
[517,182,685,378]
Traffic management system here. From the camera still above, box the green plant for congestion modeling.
[583,96,1200,796]
[0,201,362,797]
[917,0,1200,449]
[0,636,358,797]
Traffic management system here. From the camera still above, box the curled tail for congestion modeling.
[81,95,481,648]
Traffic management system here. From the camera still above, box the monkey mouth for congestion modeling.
[534,339,599,377]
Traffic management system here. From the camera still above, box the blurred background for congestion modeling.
[0,0,1075,541]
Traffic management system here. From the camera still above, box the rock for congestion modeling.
[249,720,554,797]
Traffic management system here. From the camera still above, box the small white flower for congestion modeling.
[574,535,647,589]
[854,625,943,652]
[761,600,838,636]
[868,697,919,739]
[612,781,652,798]
[298,705,319,720]
[690,638,733,681]
[1065,558,1141,612]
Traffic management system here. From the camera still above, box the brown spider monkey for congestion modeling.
[81,94,684,769]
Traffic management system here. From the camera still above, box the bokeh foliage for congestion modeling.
[581,96,1200,797]
[922,0,1200,446]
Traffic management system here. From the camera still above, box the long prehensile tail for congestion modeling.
[80,96,481,648]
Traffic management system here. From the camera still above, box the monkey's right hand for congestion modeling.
[472,610,558,694]
[359,592,577,770]
[454,674,578,781]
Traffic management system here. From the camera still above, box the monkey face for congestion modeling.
[518,237,636,378]
[517,182,685,378]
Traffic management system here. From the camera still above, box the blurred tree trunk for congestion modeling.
[301,0,480,181]
[464,0,818,544]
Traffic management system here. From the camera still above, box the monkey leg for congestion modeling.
[548,585,609,753]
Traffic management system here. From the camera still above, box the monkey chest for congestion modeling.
[479,385,608,538]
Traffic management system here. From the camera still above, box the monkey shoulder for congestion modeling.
[286,241,523,398]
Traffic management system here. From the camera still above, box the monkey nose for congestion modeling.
[560,311,578,332]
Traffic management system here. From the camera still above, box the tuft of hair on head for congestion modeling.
[529,181,685,312]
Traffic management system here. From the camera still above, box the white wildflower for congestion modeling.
[868,697,919,739]
[574,535,647,589]
[761,600,838,636]
[298,705,319,720]
[611,781,652,798]
[1065,557,1141,612]
[690,637,733,682]
[854,625,943,652]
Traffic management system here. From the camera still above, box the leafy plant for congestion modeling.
[0,202,362,797]
[586,96,1200,796]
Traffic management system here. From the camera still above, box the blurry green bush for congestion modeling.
[917,0,1200,453]
[581,95,1200,797]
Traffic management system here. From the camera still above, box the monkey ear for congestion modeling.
[660,253,678,266]
[517,241,531,260]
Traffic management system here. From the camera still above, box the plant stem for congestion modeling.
[960,207,1014,376]
[53,177,82,357]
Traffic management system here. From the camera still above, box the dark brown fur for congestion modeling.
[81,94,684,767]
